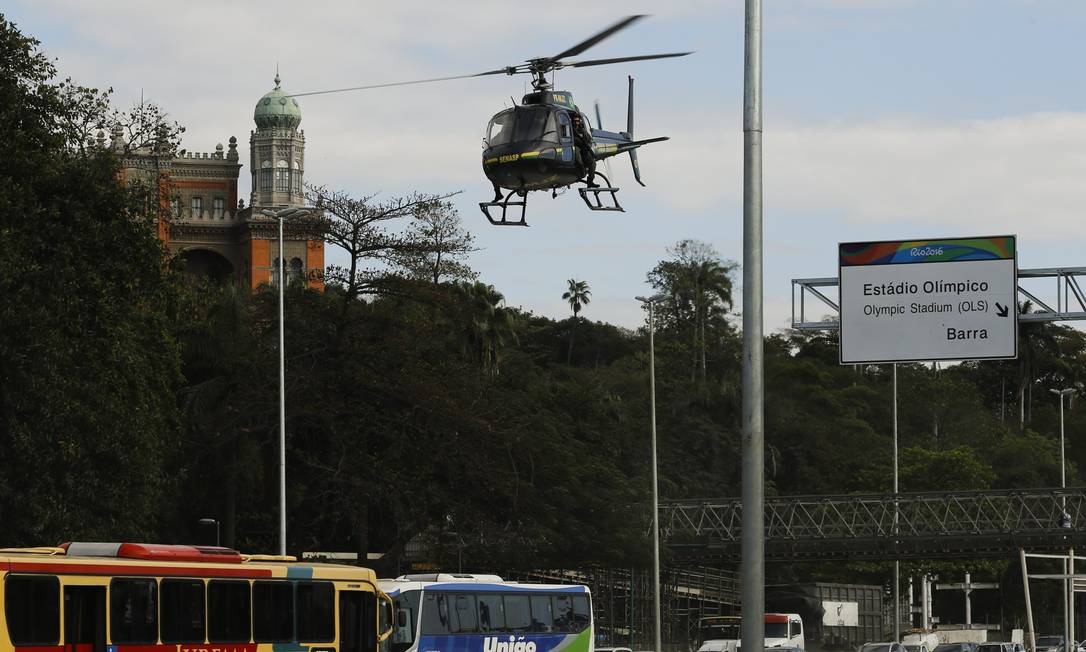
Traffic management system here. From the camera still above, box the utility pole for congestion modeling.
[893,364,900,641]
[740,3,765,652]
[637,294,667,652]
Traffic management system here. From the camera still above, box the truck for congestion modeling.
[696,614,805,652]
[765,583,884,652]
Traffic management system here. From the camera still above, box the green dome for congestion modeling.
[254,73,301,129]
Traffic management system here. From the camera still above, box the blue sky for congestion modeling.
[7,0,1086,331]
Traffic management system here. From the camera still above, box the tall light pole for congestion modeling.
[260,206,310,556]
[636,293,667,652]
[741,2,765,652]
[1050,388,1076,496]
[893,364,900,641]
[1051,386,1077,650]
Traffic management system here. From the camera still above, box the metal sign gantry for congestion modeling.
[792,267,1086,330]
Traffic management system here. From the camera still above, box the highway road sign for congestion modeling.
[839,236,1017,364]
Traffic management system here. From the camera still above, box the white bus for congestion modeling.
[380,574,593,652]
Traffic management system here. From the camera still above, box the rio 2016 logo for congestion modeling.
[909,246,944,257]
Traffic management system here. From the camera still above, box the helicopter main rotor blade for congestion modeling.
[289,69,511,98]
[547,15,646,63]
[562,52,694,70]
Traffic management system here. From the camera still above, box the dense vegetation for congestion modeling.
[1,15,1083,579]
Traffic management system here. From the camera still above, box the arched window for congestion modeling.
[275,160,289,191]
[292,161,303,195]
[260,160,272,191]
[271,257,283,287]
[289,257,304,283]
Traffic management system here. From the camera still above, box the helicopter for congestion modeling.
[291,15,690,227]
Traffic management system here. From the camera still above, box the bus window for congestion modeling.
[161,579,205,643]
[571,595,590,633]
[254,581,295,642]
[109,578,157,644]
[6,575,60,645]
[449,594,477,634]
[503,595,531,632]
[421,594,451,635]
[340,591,377,652]
[553,595,574,633]
[208,580,251,642]
[389,589,420,652]
[297,581,335,642]
[478,594,504,632]
[529,595,553,632]
[64,585,106,652]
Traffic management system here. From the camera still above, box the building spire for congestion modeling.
[274,64,281,90]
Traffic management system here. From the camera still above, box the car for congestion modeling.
[1035,637,1065,652]
[905,644,931,652]
[859,643,907,652]
[978,643,1014,652]
[934,644,979,652]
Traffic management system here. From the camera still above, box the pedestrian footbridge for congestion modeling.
[661,487,1086,562]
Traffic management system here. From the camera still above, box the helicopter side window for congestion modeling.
[539,112,558,143]
[556,113,573,144]
[487,110,515,147]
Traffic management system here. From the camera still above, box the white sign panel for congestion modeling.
[822,601,859,627]
[839,236,1018,364]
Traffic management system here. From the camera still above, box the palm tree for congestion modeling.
[562,279,591,318]
[646,241,736,383]
[455,281,517,376]
[562,279,591,363]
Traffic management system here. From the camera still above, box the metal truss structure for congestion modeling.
[507,566,740,651]
[662,488,1086,562]
[792,267,1086,330]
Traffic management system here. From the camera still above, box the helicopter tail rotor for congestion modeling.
[626,76,646,187]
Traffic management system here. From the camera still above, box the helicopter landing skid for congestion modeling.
[479,189,528,227]
[577,173,624,212]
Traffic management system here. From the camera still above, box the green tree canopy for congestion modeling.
[0,14,181,543]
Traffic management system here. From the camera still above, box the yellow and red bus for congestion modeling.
[0,542,391,652]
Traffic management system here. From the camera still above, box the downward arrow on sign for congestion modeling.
[995,303,1009,318]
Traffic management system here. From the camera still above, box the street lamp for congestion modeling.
[259,206,311,556]
[636,292,667,652]
[197,518,220,546]
[1050,388,1077,494]
[1050,387,1077,652]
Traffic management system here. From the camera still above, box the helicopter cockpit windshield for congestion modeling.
[486,110,515,147]
[486,107,559,147]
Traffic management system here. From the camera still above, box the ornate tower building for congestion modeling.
[119,74,324,290]
[250,73,305,210]
[240,73,324,290]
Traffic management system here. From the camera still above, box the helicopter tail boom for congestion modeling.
[589,76,667,186]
